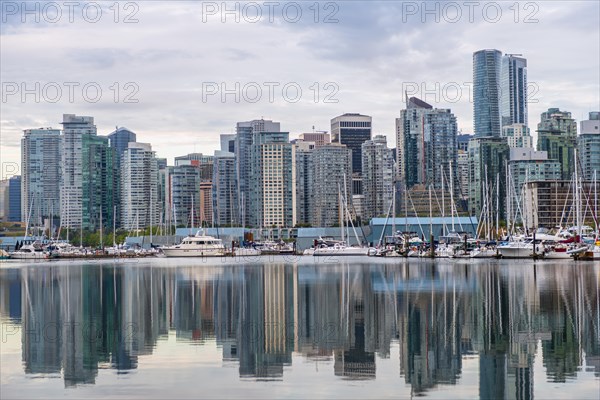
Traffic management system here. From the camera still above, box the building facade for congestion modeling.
[60,114,114,230]
[473,49,502,138]
[361,135,394,221]
[578,111,600,181]
[107,127,136,228]
[468,137,510,219]
[311,143,352,227]
[396,97,458,192]
[120,142,159,230]
[522,180,595,230]
[299,132,330,147]
[0,176,21,222]
[500,54,528,128]
[537,108,577,180]
[502,123,533,148]
[294,140,315,227]
[21,128,61,226]
[249,131,294,228]
[236,119,280,227]
[331,114,372,175]
[212,150,239,227]
[507,148,561,223]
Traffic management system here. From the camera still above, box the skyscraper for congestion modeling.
[331,113,372,175]
[500,54,528,128]
[248,131,294,228]
[578,111,600,181]
[60,114,114,230]
[120,142,159,230]
[0,176,21,222]
[212,150,238,227]
[107,127,136,161]
[81,133,114,231]
[396,97,458,191]
[108,127,136,228]
[312,143,352,227]
[473,49,502,138]
[294,140,315,227]
[468,137,510,219]
[236,119,280,227]
[21,128,61,225]
[361,135,394,222]
[537,108,577,180]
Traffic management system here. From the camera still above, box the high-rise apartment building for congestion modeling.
[107,127,136,228]
[361,135,394,222]
[60,114,114,230]
[212,150,238,226]
[236,119,280,227]
[578,111,600,181]
[311,143,352,227]
[537,108,577,180]
[248,131,294,228]
[21,128,61,225]
[396,97,458,192]
[120,142,159,230]
[468,137,510,219]
[473,49,502,138]
[500,54,528,128]
[294,140,315,226]
[0,176,21,222]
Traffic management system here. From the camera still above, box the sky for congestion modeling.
[1,0,599,175]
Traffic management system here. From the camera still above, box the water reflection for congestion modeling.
[0,260,598,397]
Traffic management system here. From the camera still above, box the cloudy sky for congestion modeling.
[1,1,599,173]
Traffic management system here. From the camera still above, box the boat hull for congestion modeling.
[162,248,225,257]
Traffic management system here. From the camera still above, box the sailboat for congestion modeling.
[313,178,369,256]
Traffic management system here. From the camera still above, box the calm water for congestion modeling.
[1,257,599,399]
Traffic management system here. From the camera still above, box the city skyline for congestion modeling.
[1,1,599,171]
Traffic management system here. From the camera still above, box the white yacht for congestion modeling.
[497,238,540,259]
[10,242,49,259]
[313,242,370,256]
[161,231,226,257]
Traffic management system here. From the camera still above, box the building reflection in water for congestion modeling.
[0,260,598,397]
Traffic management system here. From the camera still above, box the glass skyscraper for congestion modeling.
[21,128,61,225]
[473,49,502,138]
[501,55,528,128]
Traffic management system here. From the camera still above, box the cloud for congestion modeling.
[1,0,598,168]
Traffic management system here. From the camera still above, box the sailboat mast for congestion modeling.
[496,172,499,240]
[441,165,446,235]
[449,161,455,232]
[575,148,582,241]
[100,207,103,248]
[429,184,433,238]
[113,205,117,247]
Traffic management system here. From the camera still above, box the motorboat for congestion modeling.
[161,230,226,257]
[497,238,540,259]
[313,242,370,256]
[9,242,49,259]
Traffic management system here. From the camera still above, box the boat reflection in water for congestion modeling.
[0,259,598,398]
